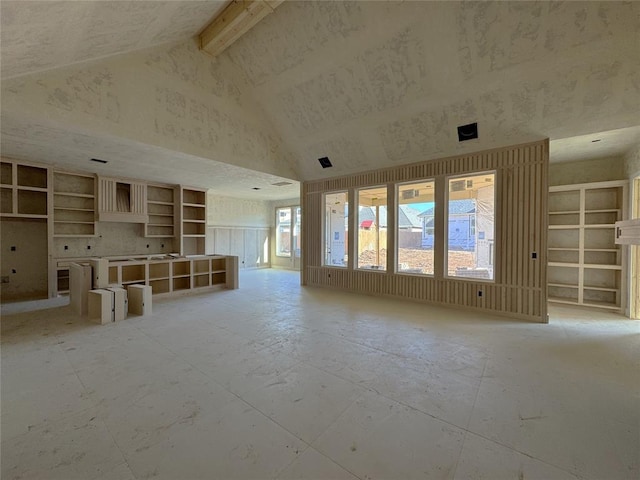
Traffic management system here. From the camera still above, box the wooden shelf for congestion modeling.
[548,262,578,267]
[54,192,95,198]
[548,282,578,289]
[54,207,94,212]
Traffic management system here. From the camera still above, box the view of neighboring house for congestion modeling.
[419,200,476,250]
[358,205,423,248]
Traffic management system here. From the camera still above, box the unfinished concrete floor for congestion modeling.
[1,269,638,480]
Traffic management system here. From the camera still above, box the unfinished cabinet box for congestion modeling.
[1,160,48,219]
[128,284,152,315]
[122,263,145,286]
[90,258,109,289]
[56,268,70,294]
[88,289,114,325]
[70,263,92,315]
[225,256,239,289]
[548,180,627,312]
[107,287,128,321]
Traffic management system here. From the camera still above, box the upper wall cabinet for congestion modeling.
[98,177,148,223]
[1,160,48,218]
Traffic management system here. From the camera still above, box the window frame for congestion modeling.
[355,185,388,272]
[275,207,293,258]
[444,170,497,283]
[395,178,436,277]
[322,191,349,268]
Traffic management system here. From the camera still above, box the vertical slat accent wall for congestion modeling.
[99,178,115,212]
[302,140,549,322]
[131,183,147,215]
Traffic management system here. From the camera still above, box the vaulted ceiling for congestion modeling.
[1,1,639,199]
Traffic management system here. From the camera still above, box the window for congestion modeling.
[357,186,387,270]
[276,207,291,257]
[397,180,435,275]
[446,172,495,280]
[324,192,348,267]
[293,206,301,258]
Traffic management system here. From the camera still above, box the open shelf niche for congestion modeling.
[180,186,207,256]
[548,180,627,312]
[146,184,177,238]
[53,171,96,237]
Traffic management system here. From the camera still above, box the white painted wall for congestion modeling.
[1,220,48,301]
[206,193,271,269]
[207,194,270,227]
[549,156,626,186]
[624,145,640,179]
[53,222,178,259]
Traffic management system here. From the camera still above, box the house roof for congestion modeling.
[358,205,422,229]
[419,200,475,218]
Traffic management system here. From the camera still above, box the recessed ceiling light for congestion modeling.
[90,158,108,164]
[318,156,332,168]
[457,122,478,142]
[591,139,602,143]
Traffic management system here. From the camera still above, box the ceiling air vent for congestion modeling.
[90,158,108,164]
[457,122,478,142]
[272,181,292,187]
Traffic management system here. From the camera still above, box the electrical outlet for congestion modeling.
[10,246,16,251]
[11,269,17,274]
[478,290,483,297]
[531,252,537,259]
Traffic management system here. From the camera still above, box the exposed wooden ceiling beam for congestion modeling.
[199,0,284,57]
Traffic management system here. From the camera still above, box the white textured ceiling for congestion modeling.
[0,0,227,79]
[1,114,299,200]
[1,0,639,195]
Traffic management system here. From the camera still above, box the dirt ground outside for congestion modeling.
[358,248,476,275]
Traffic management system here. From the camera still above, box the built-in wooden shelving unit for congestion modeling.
[53,171,96,237]
[180,187,207,256]
[146,184,177,238]
[548,180,627,312]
